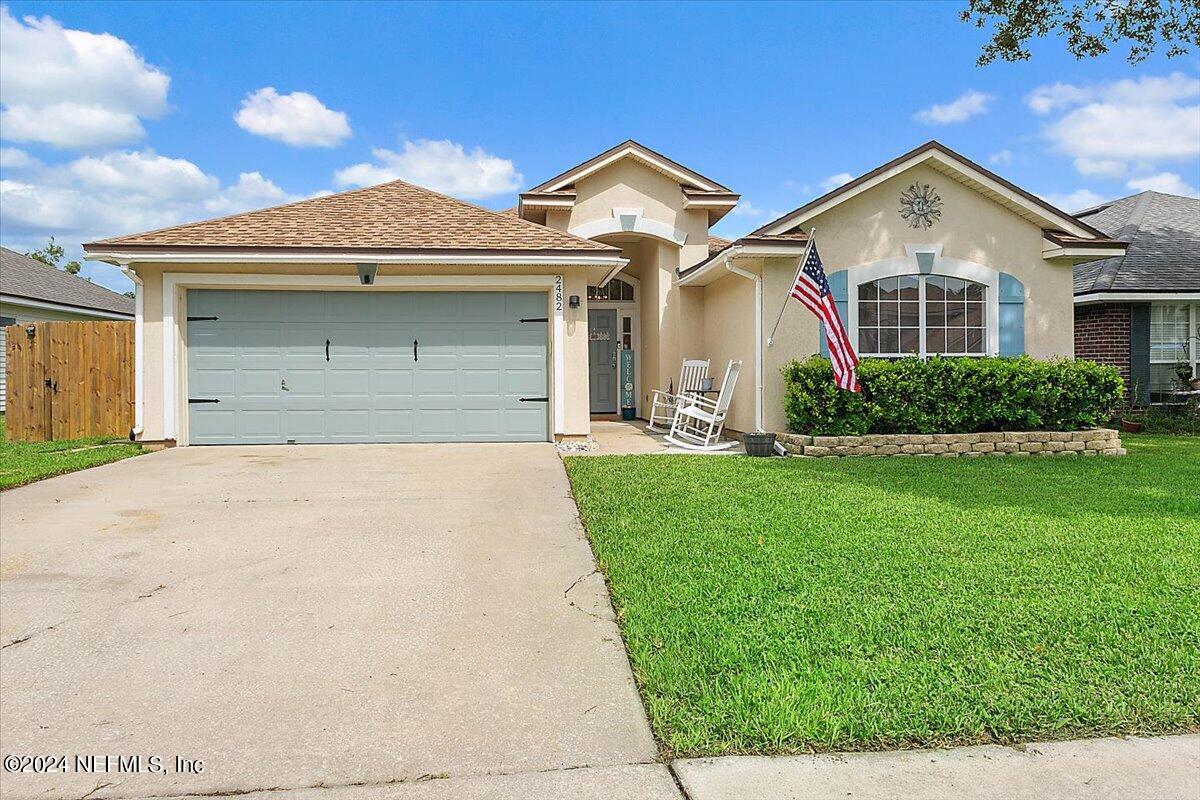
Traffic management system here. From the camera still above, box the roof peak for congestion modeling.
[527,139,732,194]
[85,176,617,254]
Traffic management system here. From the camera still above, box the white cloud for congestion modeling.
[334,139,522,199]
[1028,73,1200,177]
[0,146,38,169]
[234,87,351,148]
[1126,172,1199,198]
[0,150,317,246]
[988,149,1013,166]
[0,7,169,148]
[819,172,853,192]
[69,150,217,200]
[1073,157,1126,178]
[915,90,992,124]
[1042,189,1107,212]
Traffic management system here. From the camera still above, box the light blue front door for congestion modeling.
[186,290,548,444]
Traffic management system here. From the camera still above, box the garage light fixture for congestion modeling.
[357,263,378,285]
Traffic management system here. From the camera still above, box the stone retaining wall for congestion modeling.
[776,429,1124,457]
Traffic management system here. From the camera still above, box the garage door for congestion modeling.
[186,290,548,444]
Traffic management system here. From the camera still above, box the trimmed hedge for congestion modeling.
[782,356,1124,435]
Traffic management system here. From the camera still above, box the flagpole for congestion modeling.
[766,227,816,347]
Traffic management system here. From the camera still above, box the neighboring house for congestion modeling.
[0,246,135,412]
[82,139,1121,446]
[1073,191,1200,404]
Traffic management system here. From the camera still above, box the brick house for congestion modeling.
[1073,191,1200,404]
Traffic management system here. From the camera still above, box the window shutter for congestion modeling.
[998,273,1025,356]
[820,270,849,358]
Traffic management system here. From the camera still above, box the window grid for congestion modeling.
[1149,303,1198,394]
[857,275,986,358]
[586,278,635,303]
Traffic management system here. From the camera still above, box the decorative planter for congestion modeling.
[743,432,778,457]
[1120,419,1144,433]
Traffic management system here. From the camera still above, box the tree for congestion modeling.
[961,0,1200,65]
[26,236,83,275]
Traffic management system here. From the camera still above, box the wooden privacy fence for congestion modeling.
[4,321,135,442]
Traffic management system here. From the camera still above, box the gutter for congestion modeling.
[121,267,145,439]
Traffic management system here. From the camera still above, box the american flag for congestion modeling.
[791,242,860,392]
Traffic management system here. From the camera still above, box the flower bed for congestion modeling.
[777,428,1124,457]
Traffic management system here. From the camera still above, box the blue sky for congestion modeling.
[2,1,1197,293]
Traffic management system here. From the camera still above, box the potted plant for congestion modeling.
[743,431,778,457]
[1119,378,1145,432]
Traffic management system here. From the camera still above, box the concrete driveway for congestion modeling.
[0,444,678,800]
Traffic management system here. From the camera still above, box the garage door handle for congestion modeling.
[413,339,418,361]
[325,339,330,361]
[519,396,549,402]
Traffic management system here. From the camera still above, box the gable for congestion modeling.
[756,141,1109,241]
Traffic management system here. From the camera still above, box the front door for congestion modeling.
[588,308,617,413]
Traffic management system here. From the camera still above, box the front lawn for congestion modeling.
[0,415,144,490]
[564,435,1200,756]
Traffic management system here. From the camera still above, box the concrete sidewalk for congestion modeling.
[673,734,1200,800]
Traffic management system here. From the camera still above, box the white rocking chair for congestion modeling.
[664,360,742,451]
[647,358,710,432]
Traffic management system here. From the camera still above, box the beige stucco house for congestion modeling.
[83,140,1123,446]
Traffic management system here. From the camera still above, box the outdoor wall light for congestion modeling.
[569,295,581,308]
[356,263,378,285]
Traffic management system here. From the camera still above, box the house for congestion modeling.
[0,246,135,412]
[1073,191,1200,404]
[82,140,1123,446]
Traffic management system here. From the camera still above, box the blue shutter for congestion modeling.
[998,273,1025,356]
[820,270,849,358]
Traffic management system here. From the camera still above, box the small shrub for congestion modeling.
[781,356,1123,435]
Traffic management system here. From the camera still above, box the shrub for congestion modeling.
[781,356,1124,435]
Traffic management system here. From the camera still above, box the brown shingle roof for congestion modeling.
[86,179,616,254]
[708,235,732,257]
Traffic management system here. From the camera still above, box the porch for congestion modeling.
[569,418,747,456]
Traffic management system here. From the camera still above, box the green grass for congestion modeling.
[0,414,144,490]
[564,436,1200,756]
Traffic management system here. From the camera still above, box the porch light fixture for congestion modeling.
[569,295,581,308]
[356,263,378,285]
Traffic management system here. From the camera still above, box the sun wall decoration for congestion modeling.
[899,182,943,230]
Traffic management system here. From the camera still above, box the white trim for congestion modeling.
[1041,244,1127,261]
[87,250,625,268]
[725,260,764,433]
[0,293,132,320]
[683,197,739,210]
[845,253,1000,358]
[537,144,721,193]
[553,275,565,434]
[759,148,1098,240]
[569,208,687,246]
[1075,291,1200,305]
[519,196,576,208]
[676,242,811,287]
[160,272,565,445]
[122,268,144,436]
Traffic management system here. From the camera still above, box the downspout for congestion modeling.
[120,266,144,440]
[724,257,764,435]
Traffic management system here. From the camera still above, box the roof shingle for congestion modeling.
[1,247,133,316]
[86,179,616,254]
[1072,191,1200,294]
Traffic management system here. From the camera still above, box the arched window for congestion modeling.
[587,277,636,302]
[857,275,986,357]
